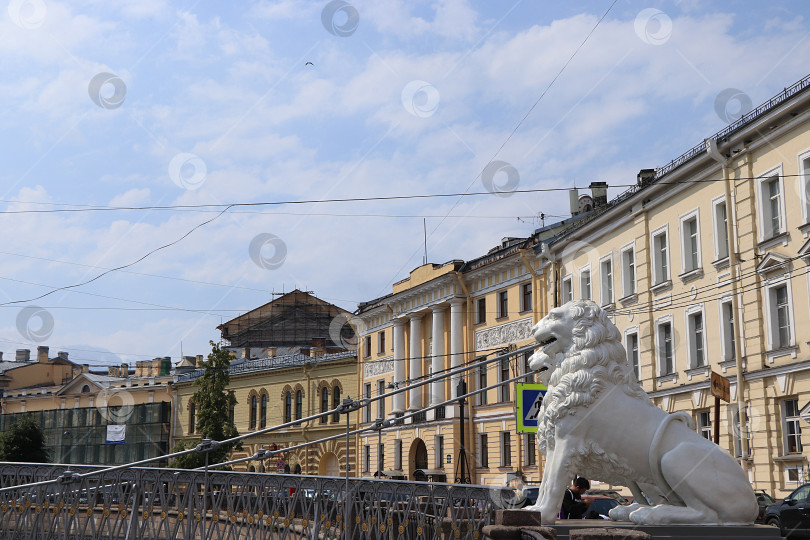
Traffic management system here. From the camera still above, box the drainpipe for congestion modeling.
[707,138,749,473]
[454,271,476,483]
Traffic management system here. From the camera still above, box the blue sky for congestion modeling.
[0,0,807,366]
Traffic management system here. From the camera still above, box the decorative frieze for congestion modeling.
[363,357,394,378]
[475,317,533,351]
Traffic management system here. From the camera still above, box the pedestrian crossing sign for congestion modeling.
[516,383,547,433]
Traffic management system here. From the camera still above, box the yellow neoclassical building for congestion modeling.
[535,73,810,498]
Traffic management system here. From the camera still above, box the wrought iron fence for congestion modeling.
[0,463,514,540]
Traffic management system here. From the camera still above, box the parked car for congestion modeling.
[521,486,540,507]
[585,489,631,505]
[764,483,810,537]
[755,490,775,524]
[583,495,621,520]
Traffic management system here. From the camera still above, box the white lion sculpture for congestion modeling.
[524,300,758,525]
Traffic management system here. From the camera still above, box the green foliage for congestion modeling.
[0,417,49,463]
[170,341,240,468]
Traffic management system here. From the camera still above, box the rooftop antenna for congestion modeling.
[423,218,428,265]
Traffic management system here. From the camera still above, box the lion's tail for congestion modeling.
[648,411,692,506]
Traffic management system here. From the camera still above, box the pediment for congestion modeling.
[755,251,790,275]
[57,374,114,396]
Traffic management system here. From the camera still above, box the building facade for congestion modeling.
[536,73,810,497]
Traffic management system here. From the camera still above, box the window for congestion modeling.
[713,198,729,260]
[478,363,488,405]
[697,410,712,440]
[625,331,639,380]
[786,465,806,485]
[378,443,384,471]
[680,213,701,273]
[621,246,636,297]
[501,432,512,467]
[687,309,705,368]
[249,395,257,430]
[600,257,613,305]
[189,401,196,434]
[767,282,793,349]
[524,433,536,466]
[478,434,488,468]
[801,151,810,224]
[521,282,532,312]
[784,399,803,454]
[320,387,329,424]
[229,401,235,424]
[733,405,752,458]
[364,336,372,358]
[657,320,674,375]
[720,299,736,361]
[579,268,591,300]
[363,445,371,472]
[394,439,402,470]
[497,291,508,318]
[434,435,444,468]
[295,390,303,420]
[378,331,385,354]
[758,173,785,239]
[332,386,341,423]
[377,380,386,419]
[523,351,534,383]
[561,275,573,304]
[499,358,511,402]
[652,228,669,284]
[364,384,372,423]
[278,393,285,426]
[476,297,486,324]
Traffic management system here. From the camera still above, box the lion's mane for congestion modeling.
[538,302,653,453]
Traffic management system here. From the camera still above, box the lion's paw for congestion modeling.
[608,503,642,522]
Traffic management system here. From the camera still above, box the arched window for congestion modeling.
[260,394,268,428]
[81,385,90,393]
[189,402,196,434]
[249,395,257,430]
[295,390,303,420]
[332,386,341,423]
[320,387,329,424]
[284,392,292,424]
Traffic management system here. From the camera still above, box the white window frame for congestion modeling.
[764,275,795,351]
[620,242,636,298]
[599,254,614,306]
[524,433,536,466]
[500,432,512,467]
[520,281,532,313]
[650,225,670,285]
[655,315,676,376]
[561,274,573,304]
[434,434,445,468]
[624,326,640,380]
[711,196,730,261]
[578,265,591,300]
[756,165,786,241]
[498,357,511,402]
[697,410,712,440]
[718,297,737,361]
[679,209,702,274]
[785,464,805,485]
[782,398,803,455]
[799,149,810,225]
[478,433,489,468]
[684,304,706,368]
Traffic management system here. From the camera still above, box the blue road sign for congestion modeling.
[516,383,547,433]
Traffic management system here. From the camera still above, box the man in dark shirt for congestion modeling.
[559,477,591,519]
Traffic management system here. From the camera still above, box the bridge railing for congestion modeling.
[0,463,519,539]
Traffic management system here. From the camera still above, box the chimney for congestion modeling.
[120,363,129,377]
[637,169,655,187]
[57,351,68,360]
[569,188,580,216]
[310,337,326,358]
[242,347,251,359]
[267,347,277,358]
[589,181,608,207]
[82,364,89,373]
[37,346,49,363]
[15,349,30,362]
[196,355,203,366]
[108,366,118,377]
[0,351,3,361]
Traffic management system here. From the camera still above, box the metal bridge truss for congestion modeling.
[0,463,513,540]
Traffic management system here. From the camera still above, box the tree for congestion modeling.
[0,417,49,463]
[171,341,240,468]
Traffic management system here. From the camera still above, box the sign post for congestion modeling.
[711,371,731,444]
[516,383,548,433]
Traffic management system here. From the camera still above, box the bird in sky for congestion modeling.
[305,61,314,67]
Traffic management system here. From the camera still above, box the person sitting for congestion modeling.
[559,477,591,519]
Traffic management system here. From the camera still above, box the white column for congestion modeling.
[430,306,446,406]
[408,314,423,412]
[450,298,465,398]
[391,319,407,416]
